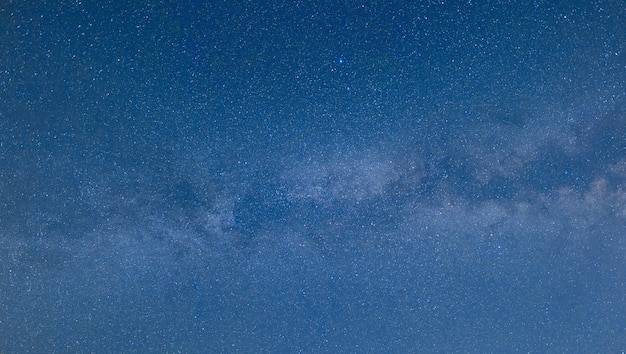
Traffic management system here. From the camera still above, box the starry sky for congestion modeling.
[1,0,625,352]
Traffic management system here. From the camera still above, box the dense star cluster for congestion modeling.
[1,1,625,352]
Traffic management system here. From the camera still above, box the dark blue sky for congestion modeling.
[1,1,625,352]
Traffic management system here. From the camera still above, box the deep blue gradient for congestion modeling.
[1,1,625,352]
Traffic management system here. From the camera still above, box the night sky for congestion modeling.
[1,0,625,352]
